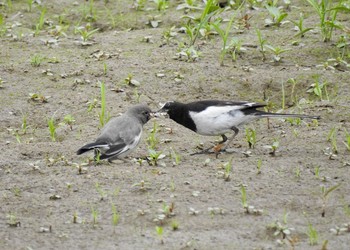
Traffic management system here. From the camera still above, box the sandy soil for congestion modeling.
[1,0,350,249]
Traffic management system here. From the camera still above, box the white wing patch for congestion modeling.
[189,105,256,136]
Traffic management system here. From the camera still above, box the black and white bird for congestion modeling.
[158,100,320,154]
[77,104,152,162]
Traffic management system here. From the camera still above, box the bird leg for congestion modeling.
[222,127,239,150]
[190,134,229,156]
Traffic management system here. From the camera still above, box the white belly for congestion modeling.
[189,106,255,136]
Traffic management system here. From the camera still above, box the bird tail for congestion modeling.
[258,112,320,120]
[76,142,108,155]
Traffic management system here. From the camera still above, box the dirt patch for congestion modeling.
[1,0,350,249]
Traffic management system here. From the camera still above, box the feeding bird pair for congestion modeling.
[77,100,320,161]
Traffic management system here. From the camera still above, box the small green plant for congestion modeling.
[307,222,318,245]
[240,184,249,213]
[314,166,320,179]
[30,54,44,67]
[268,218,294,240]
[134,0,147,10]
[153,0,168,11]
[343,129,350,151]
[223,159,232,181]
[170,220,179,231]
[307,75,329,100]
[27,0,33,12]
[295,166,301,178]
[147,149,165,166]
[98,81,111,128]
[21,113,28,134]
[91,207,98,225]
[147,121,159,149]
[6,212,20,227]
[305,0,344,42]
[264,4,288,26]
[212,7,240,66]
[321,183,341,217]
[111,203,120,230]
[155,226,164,244]
[75,23,99,44]
[62,114,75,130]
[245,127,257,148]
[265,44,291,63]
[95,182,107,200]
[268,138,279,156]
[256,29,267,60]
[327,126,338,154]
[48,115,57,142]
[256,159,262,174]
[35,7,47,34]
[170,147,181,166]
[292,13,313,37]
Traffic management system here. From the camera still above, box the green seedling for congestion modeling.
[6,212,20,227]
[264,4,288,26]
[306,222,318,245]
[12,187,21,197]
[212,5,243,65]
[182,0,221,46]
[61,114,75,130]
[154,0,168,11]
[240,184,249,213]
[27,0,32,12]
[75,24,99,44]
[98,81,111,128]
[95,182,107,200]
[175,45,201,62]
[147,121,159,150]
[256,159,262,174]
[256,29,267,60]
[295,167,301,178]
[268,138,279,156]
[48,115,57,142]
[155,226,164,244]
[124,73,140,87]
[21,113,28,134]
[162,26,177,44]
[314,166,320,179]
[305,0,343,42]
[147,149,165,166]
[223,159,232,181]
[286,78,298,104]
[134,0,147,10]
[268,219,294,240]
[170,220,179,231]
[292,13,313,37]
[132,180,151,192]
[343,129,350,151]
[170,147,181,166]
[265,44,291,63]
[91,207,98,226]
[327,126,338,154]
[30,54,44,67]
[87,98,98,112]
[321,183,341,217]
[111,203,120,230]
[245,127,257,149]
[35,7,47,34]
[307,75,329,100]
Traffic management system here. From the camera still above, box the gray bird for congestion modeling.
[77,104,152,162]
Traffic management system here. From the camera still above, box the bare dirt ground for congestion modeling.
[1,0,350,249]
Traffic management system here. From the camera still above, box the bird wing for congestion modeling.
[187,100,266,112]
[96,115,143,158]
